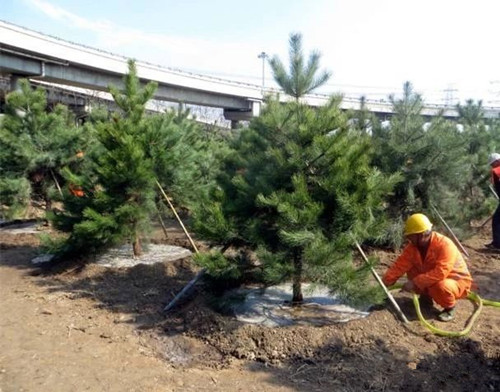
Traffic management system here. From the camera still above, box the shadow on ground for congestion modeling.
[249,335,500,392]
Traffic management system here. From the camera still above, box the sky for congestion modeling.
[2,0,500,106]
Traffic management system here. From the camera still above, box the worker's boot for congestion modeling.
[418,295,434,309]
[485,242,500,250]
[437,307,455,322]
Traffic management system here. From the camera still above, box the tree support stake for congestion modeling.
[50,169,63,196]
[156,179,199,254]
[430,204,469,257]
[155,179,205,313]
[353,239,409,324]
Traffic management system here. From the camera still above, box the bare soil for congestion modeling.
[0,221,499,392]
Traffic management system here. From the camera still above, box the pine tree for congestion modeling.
[51,61,223,260]
[52,60,158,257]
[0,80,83,218]
[193,34,399,305]
[455,100,497,226]
[268,33,331,100]
[193,97,399,305]
[371,82,475,242]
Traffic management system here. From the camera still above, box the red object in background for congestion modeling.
[69,184,84,197]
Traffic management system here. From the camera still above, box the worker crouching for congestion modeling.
[382,213,473,322]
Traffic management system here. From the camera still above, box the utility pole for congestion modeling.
[258,51,268,94]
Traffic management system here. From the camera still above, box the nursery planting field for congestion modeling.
[0,222,499,392]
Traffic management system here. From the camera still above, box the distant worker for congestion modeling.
[382,213,473,322]
[487,153,500,249]
[68,184,84,197]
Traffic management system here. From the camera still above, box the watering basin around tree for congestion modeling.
[226,283,370,327]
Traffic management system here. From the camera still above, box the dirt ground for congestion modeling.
[0,221,499,392]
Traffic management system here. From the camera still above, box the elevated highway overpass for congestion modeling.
[1,20,499,124]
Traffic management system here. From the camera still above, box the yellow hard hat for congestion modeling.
[404,213,432,236]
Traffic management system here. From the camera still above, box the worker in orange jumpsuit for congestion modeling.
[382,213,473,322]
[68,151,85,197]
[68,184,84,197]
[487,152,500,249]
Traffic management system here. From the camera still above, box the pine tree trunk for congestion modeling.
[133,237,142,257]
[45,194,52,213]
[292,251,303,304]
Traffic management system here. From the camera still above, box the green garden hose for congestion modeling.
[388,284,500,337]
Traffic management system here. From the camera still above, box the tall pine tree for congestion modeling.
[193,96,399,305]
[52,60,158,257]
[193,34,401,305]
[268,32,331,100]
[193,29,402,304]
[51,61,224,260]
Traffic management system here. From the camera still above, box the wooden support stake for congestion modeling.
[50,169,63,196]
[353,239,409,324]
[489,184,499,200]
[478,214,493,229]
[430,205,469,258]
[163,270,205,312]
[156,179,199,254]
[156,179,205,312]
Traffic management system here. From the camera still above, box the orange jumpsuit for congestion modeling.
[69,184,85,197]
[382,232,472,309]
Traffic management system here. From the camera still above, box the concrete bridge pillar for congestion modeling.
[9,74,22,91]
[224,100,262,128]
[230,119,239,129]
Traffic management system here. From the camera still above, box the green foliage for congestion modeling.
[369,84,500,245]
[146,109,231,210]
[269,33,331,100]
[370,82,476,244]
[39,232,68,255]
[451,100,500,232]
[193,251,241,280]
[51,60,226,260]
[0,80,85,216]
[193,96,399,305]
[51,60,158,257]
[0,177,31,219]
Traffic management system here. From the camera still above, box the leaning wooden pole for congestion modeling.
[353,239,409,324]
[430,205,469,258]
[156,179,199,254]
[50,169,63,196]
[489,184,499,200]
[478,214,493,230]
[163,270,205,312]
[155,180,205,312]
